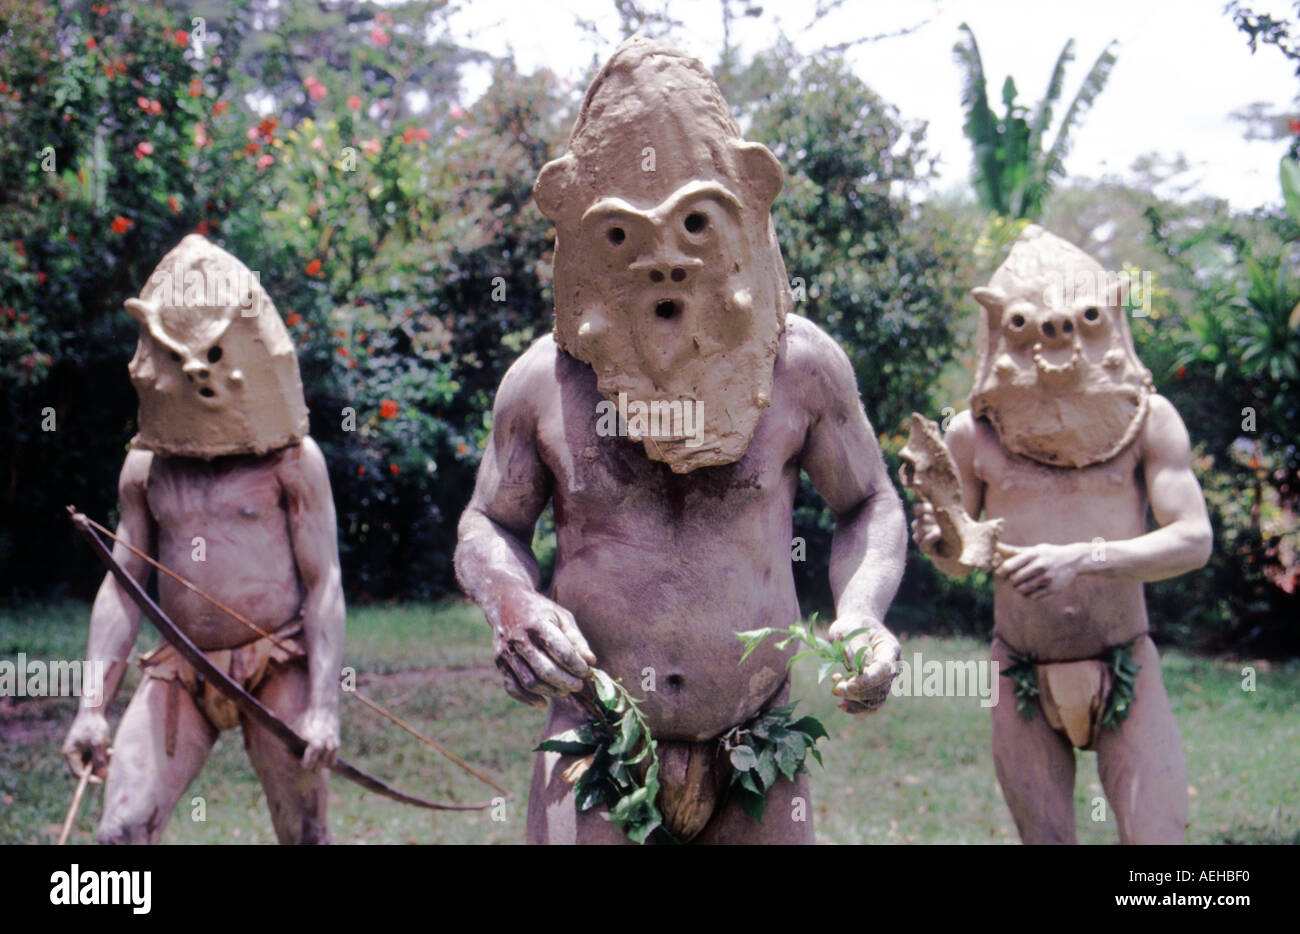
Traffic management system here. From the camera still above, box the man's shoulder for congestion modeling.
[780,313,845,368]
[492,331,574,428]
[777,314,858,413]
[1139,393,1193,459]
[119,447,154,495]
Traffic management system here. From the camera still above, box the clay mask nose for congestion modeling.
[1038,313,1075,346]
[182,359,211,382]
[631,256,703,287]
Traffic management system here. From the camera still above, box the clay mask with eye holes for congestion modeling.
[125,234,309,459]
[535,37,792,473]
[969,225,1153,468]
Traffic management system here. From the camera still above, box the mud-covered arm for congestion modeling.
[279,437,346,768]
[1083,395,1212,580]
[454,347,595,708]
[63,449,156,775]
[82,450,156,712]
[798,328,907,712]
[454,360,552,616]
[998,396,1213,597]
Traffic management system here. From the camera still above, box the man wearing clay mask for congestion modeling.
[62,235,345,844]
[913,225,1212,844]
[455,38,908,844]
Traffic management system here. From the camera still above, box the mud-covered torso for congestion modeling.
[145,452,303,650]
[974,419,1150,661]
[537,344,807,741]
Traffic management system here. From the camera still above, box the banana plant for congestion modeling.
[953,23,1118,221]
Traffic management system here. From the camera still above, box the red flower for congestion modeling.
[415,127,430,142]
[86,37,98,51]
[389,463,401,476]
[380,399,399,419]
[137,96,150,111]
[213,100,228,116]
[1176,365,1186,380]
[457,444,468,454]
[402,125,416,144]
[92,4,110,14]
[336,329,346,339]
[370,27,390,46]
[1290,119,1300,135]
[134,140,153,159]
[256,116,279,139]
[103,64,115,79]
[285,312,302,326]
[36,271,47,285]
[167,195,180,214]
[303,76,327,101]
[188,78,202,97]
[356,465,366,477]
[347,95,362,111]
[109,215,132,234]
[305,259,322,277]
[256,153,274,170]
[68,232,77,243]
[337,346,350,357]
[173,30,188,48]
[196,220,210,235]
[375,12,393,26]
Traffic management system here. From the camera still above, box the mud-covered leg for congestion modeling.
[98,677,217,844]
[1093,636,1187,844]
[526,748,640,845]
[990,638,1078,844]
[242,660,331,845]
[526,701,633,845]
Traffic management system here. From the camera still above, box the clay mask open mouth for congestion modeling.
[655,299,679,319]
[1032,341,1081,382]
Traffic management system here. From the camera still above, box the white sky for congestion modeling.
[447,0,1298,211]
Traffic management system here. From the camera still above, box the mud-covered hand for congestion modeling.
[62,710,110,781]
[492,591,597,708]
[297,706,340,771]
[828,616,900,714]
[910,502,945,556]
[995,542,1085,600]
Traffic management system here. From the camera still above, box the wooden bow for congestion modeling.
[68,507,510,812]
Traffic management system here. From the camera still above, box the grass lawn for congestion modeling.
[1,600,1296,844]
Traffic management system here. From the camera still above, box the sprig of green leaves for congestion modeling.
[535,668,674,844]
[723,702,828,822]
[735,612,873,684]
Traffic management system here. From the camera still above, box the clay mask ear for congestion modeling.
[124,297,157,326]
[971,286,1006,331]
[733,141,783,209]
[533,154,576,221]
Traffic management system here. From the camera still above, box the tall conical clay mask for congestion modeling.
[969,225,1154,468]
[125,234,309,459]
[533,37,793,473]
